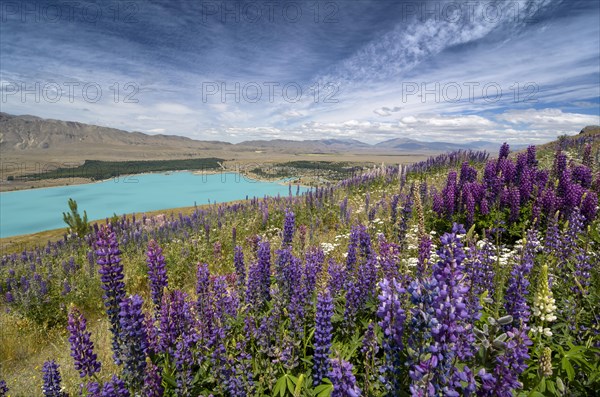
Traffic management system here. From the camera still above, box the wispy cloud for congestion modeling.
[1,0,598,143]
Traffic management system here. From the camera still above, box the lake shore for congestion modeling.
[0,200,239,255]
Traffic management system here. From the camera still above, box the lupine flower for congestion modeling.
[407,276,439,396]
[142,363,164,397]
[158,290,194,356]
[428,224,477,395]
[196,262,212,331]
[42,360,65,397]
[119,294,148,389]
[100,375,130,397]
[329,358,361,397]
[67,307,101,378]
[282,208,295,246]
[539,347,553,377]
[313,289,334,386]
[532,265,557,336]
[442,171,458,216]
[95,225,126,361]
[233,246,246,290]
[505,230,539,328]
[377,278,406,395]
[478,327,532,397]
[146,240,168,312]
[0,380,8,397]
[246,241,271,310]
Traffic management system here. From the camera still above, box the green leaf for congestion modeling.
[294,374,305,397]
[286,376,295,395]
[561,357,575,381]
[274,375,287,397]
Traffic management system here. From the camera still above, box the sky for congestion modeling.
[1,0,599,144]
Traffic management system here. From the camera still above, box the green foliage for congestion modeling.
[19,157,225,181]
[62,198,89,236]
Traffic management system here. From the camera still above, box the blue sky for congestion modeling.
[1,0,599,143]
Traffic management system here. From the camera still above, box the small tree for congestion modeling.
[62,198,89,237]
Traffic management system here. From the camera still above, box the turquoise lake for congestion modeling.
[0,172,304,238]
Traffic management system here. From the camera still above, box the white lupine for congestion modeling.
[533,264,557,324]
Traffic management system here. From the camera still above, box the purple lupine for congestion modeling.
[442,171,458,216]
[246,241,271,310]
[327,259,346,297]
[100,375,130,397]
[313,289,334,386]
[67,307,101,378]
[468,239,496,298]
[119,295,148,389]
[329,359,361,397]
[508,186,520,222]
[560,207,584,265]
[407,276,439,396]
[377,278,406,394]
[158,290,193,355]
[526,145,538,167]
[504,229,539,328]
[459,161,477,184]
[142,363,164,397]
[477,327,533,397]
[581,191,598,222]
[174,324,200,395]
[95,225,126,361]
[146,240,168,312]
[397,192,414,250]
[233,246,246,290]
[429,224,477,395]
[498,142,510,160]
[42,360,65,397]
[196,262,212,335]
[378,235,400,281]
[346,226,359,273]
[414,235,432,278]
[0,380,7,397]
[572,165,593,188]
[282,208,295,246]
[463,183,476,226]
[304,248,324,299]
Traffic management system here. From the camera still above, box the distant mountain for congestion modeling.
[236,138,371,152]
[0,112,229,151]
[0,113,536,163]
[374,137,510,152]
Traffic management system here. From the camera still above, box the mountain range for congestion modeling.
[0,112,531,162]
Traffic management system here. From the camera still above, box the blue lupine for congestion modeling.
[377,278,406,395]
[67,307,101,378]
[233,245,246,290]
[329,358,361,397]
[119,294,148,389]
[0,380,7,397]
[246,241,271,310]
[95,225,126,362]
[478,327,533,397]
[41,360,64,397]
[100,375,130,397]
[146,239,168,312]
[429,224,477,395]
[313,289,334,385]
[505,229,539,328]
[282,208,295,246]
[142,363,164,397]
